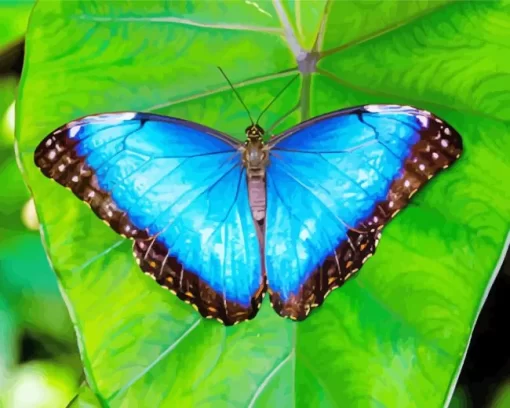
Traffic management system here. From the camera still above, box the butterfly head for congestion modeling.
[245,124,265,141]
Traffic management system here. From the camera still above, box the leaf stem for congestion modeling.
[272,0,304,58]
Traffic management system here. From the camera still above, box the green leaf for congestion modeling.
[447,386,471,408]
[67,383,103,408]
[0,76,17,146]
[1,360,78,408]
[0,296,19,389]
[17,1,510,406]
[0,154,29,221]
[0,0,34,49]
[491,381,510,408]
[0,232,75,341]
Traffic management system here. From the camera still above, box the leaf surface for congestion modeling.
[17,1,510,406]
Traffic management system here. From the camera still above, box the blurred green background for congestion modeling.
[0,1,508,407]
[0,1,82,407]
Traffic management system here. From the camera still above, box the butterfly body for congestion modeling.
[34,105,463,325]
[242,125,269,224]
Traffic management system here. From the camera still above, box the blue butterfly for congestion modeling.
[34,98,462,325]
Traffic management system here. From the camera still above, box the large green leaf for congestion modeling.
[17,1,510,406]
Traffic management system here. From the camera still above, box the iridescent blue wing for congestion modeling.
[265,105,463,320]
[34,112,265,325]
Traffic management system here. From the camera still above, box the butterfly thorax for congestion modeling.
[242,124,268,223]
[242,124,269,178]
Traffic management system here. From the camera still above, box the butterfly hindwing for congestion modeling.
[265,105,463,320]
[133,237,265,325]
[35,112,265,325]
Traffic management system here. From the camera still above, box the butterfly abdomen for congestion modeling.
[247,175,266,223]
[242,135,268,224]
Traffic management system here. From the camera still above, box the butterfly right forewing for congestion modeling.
[264,105,462,320]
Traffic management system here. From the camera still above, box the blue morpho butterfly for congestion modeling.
[34,71,462,326]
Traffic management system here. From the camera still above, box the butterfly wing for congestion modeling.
[265,104,463,320]
[35,112,265,325]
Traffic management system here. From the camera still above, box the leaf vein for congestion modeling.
[107,319,201,402]
[73,14,284,34]
[247,352,293,408]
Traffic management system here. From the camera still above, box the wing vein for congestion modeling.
[149,163,240,241]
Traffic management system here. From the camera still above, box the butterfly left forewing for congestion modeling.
[265,104,462,320]
[34,114,151,240]
[35,112,266,325]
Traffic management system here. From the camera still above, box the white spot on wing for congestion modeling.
[116,112,137,121]
[69,126,81,138]
[441,139,449,147]
[417,115,429,128]
[364,104,402,113]
[85,112,137,124]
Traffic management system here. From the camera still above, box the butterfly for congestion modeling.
[34,76,462,326]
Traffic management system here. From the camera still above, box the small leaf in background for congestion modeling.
[448,386,471,408]
[0,1,81,406]
[0,297,19,389]
[491,381,510,408]
[0,0,34,49]
[0,77,17,146]
[0,153,29,221]
[16,0,510,406]
[0,233,75,341]
[21,198,39,231]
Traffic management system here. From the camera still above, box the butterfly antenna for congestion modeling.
[217,66,255,125]
[256,73,300,125]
